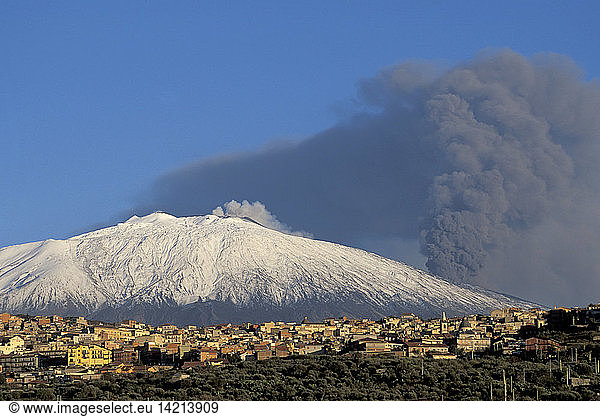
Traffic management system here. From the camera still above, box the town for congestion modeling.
[1,304,600,388]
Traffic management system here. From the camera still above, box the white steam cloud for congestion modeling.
[212,200,311,237]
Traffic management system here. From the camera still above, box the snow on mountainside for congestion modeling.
[0,212,540,325]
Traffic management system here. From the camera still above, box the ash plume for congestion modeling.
[144,49,600,306]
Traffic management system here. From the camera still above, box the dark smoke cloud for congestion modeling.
[142,49,600,306]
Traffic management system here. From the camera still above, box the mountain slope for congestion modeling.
[0,213,539,324]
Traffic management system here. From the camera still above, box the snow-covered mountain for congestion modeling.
[0,212,539,325]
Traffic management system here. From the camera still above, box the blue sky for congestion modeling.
[2,0,599,249]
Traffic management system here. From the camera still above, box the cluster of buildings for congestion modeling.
[1,303,598,386]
